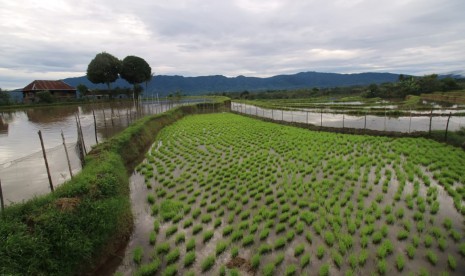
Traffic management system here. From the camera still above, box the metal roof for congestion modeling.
[23,80,76,92]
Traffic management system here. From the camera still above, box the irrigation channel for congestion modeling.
[0,99,203,206]
[231,102,465,133]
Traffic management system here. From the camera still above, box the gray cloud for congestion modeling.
[1,0,464,89]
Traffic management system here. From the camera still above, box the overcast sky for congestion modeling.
[1,0,464,89]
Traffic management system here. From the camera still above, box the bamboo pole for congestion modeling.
[429,109,433,135]
[445,112,452,141]
[92,109,98,144]
[61,130,73,179]
[0,178,4,212]
[76,114,87,155]
[38,130,54,192]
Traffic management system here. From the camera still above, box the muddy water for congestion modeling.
[232,102,465,133]
[0,101,180,205]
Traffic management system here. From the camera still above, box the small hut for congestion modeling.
[23,80,76,103]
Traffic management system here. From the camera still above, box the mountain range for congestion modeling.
[62,71,404,96]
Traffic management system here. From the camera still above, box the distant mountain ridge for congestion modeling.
[62,71,403,96]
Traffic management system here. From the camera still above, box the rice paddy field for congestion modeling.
[127,113,465,276]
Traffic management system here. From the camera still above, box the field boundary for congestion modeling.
[231,110,465,149]
[0,98,230,275]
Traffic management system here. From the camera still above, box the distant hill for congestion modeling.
[62,71,402,96]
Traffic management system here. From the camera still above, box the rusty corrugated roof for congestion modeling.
[23,80,75,91]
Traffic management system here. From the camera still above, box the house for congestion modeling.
[23,80,76,103]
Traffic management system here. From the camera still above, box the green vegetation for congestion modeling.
[201,255,215,272]
[130,112,464,275]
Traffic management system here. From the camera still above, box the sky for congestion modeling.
[1,0,465,89]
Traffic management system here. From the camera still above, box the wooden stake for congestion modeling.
[408,109,412,133]
[306,111,309,124]
[102,108,108,131]
[320,109,323,127]
[0,178,4,212]
[76,114,87,155]
[445,112,452,141]
[429,109,433,135]
[342,113,345,129]
[61,130,73,179]
[38,130,54,192]
[364,113,367,130]
[92,110,98,145]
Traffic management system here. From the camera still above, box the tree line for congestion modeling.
[85,52,152,99]
[215,74,463,100]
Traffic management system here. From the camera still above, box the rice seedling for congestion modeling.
[251,254,261,270]
[156,242,170,255]
[285,264,296,276]
[203,230,214,243]
[262,263,275,276]
[317,245,325,259]
[201,255,215,272]
[274,252,285,266]
[184,252,196,267]
[166,248,180,265]
[161,265,177,276]
[133,246,143,265]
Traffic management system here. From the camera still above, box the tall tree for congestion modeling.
[120,55,152,100]
[86,52,121,97]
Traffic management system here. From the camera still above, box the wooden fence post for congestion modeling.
[306,111,309,124]
[342,113,345,129]
[61,130,73,179]
[320,109,323,127]
[429,109,433,135]
[75,114,87,155]
[92,109,98,145]
[38,130,54,192]
[0,178,4,212]
[364,113,367,130]
[408,109,412,134]
[445,112,452,141]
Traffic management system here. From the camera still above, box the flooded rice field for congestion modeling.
[232,102,465,133]
[0,100,186,205]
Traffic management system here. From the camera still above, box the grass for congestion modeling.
[166,248,180,265]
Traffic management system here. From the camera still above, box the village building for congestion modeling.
[23,80,76,103]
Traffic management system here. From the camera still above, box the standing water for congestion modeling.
[0,100,181,205]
